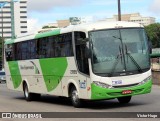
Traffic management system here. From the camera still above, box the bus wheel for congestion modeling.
[70,86,81,108]
[117,96,132,104]
[23,83,33,101]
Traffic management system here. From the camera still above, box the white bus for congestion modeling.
[4,21,152,107]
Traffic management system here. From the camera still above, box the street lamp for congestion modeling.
[118,0,121,21]
[0,2,8,69]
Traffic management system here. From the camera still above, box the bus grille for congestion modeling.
[112,83,139,88]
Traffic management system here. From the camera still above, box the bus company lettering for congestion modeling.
[20,65,34,70]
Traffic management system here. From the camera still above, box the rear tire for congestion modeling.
[70,86,81,108]
[23,83,41,101]
[117,96,132,104]
[23,83,33,101]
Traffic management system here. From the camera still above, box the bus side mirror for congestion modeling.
[85,48,91,58]
[83,38,89,42]
[77,38,89,44]
[85,39,91,58]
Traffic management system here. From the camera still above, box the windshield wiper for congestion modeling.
[108,46,123,77]
[125,45,143,73]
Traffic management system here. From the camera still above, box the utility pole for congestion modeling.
[1,5,4,69]
[11,0,16,39]
[118,0,121,21]
[0,2,8,69]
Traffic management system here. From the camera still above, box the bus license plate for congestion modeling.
[122,90,132,95]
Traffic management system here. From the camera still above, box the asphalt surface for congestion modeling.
[0,83,160,121]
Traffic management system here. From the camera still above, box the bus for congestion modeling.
[4,21,152,107]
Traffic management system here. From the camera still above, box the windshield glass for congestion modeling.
[89,28,150,76]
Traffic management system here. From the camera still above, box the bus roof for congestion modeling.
[5,21,143,45]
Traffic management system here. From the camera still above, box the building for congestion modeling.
[80,16,94,23]
[129,13,155,26]
[0,0,27,39]
[69,16,93,25]
[105,13,155,26]
[57,20,70,28]
[56,17,94,28]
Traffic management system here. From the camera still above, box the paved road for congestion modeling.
[0,83,160,121]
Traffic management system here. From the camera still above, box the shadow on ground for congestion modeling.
[14,95,150,110]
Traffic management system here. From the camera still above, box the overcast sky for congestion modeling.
[27,0,160,32]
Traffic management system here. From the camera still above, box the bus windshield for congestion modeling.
[89,28,150,77]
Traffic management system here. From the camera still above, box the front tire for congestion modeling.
[117,96,132,104]
[70,86,81,108]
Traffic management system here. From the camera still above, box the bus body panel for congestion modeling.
[4,21,152,102]
[5,57,91,99]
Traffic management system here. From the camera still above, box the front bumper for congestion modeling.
[91,80,152,100]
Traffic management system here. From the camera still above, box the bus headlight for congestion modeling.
[138,76,152,85]
[93,81,113,89]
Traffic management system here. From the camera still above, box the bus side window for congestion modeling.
[60,33,73,57]
[5,44,14,61]
[49,36,55,57]
[21,42,28,60]
[75,32,89,75]
[30,40,36,59]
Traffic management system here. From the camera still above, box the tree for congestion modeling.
[145,23,160,48]
[42,26,57,29]
[42,26,50,29]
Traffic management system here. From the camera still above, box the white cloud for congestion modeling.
[27,12,72,32]
[27,18,40,32]
[28,0,86,11]
[150,0,160,15]
[91,0,116,6]
[91,0,145,6]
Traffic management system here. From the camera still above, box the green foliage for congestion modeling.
[42,26,57,29]
[42,26,49,29]
[145,23,160,48]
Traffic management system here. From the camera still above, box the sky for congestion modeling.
[27,0,160,32]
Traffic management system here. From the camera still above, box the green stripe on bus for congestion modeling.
[5,39,15,45]
[35,29,61,39]
[39,58,68,92]
[8,61,22,89]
